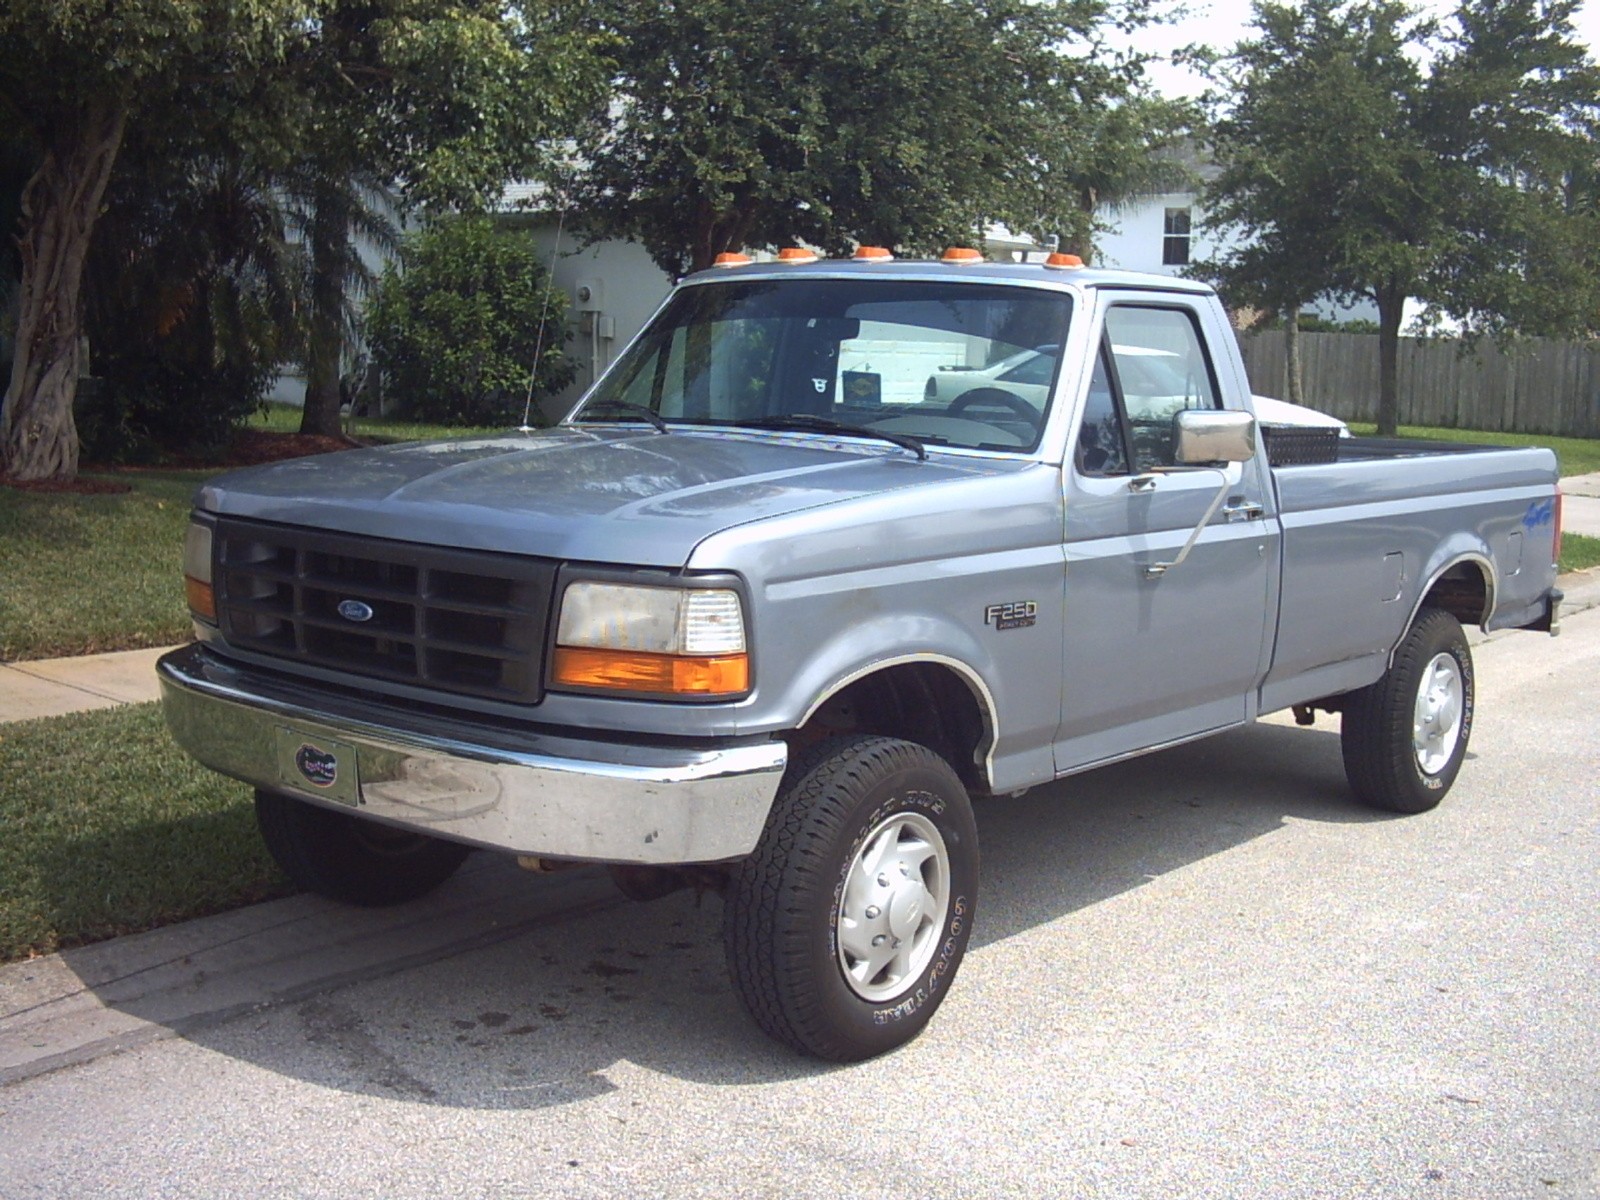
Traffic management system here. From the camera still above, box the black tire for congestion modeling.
[255,788,471,906]
[1340,607,1475,814]
[722,735,978,1061]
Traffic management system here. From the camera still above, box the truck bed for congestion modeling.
[1260,439,1559,713]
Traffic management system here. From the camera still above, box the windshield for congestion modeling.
[574,279,1073,453]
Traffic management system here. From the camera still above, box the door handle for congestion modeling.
[1222,499,1265,523]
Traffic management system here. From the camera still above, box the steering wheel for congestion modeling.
[947,387,1042,432]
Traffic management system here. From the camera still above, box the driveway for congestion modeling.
[2,608,1597,1199]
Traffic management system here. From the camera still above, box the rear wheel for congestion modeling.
[722,735,978,1061]
[1340,608,1474,813]
[255,788,471,906]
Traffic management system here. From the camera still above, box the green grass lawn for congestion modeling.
[1563,533,1600,573]
[1346,422,1600,477]
[250,401,502,444]
[0,703,288,962]
[0,470,207,660]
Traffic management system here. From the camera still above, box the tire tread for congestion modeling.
[723,735,972,1060]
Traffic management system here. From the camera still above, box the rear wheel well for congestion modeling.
[1421,560,1490,629]
[796,663,991,794]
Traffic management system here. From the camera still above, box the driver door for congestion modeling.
[1054,297,1277,772]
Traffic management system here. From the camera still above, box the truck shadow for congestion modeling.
[62,720,1402,1109]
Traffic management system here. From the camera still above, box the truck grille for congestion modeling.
[212,518,556,704]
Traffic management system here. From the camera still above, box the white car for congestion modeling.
[922,344,1057,408]
[926,344,1349,435]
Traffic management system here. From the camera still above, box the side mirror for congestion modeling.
[1174,409,1256,465]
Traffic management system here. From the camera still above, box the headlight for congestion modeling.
[183,519,216,623]
[551,582,749,697]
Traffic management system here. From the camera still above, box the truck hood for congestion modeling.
[197,426,1017,567]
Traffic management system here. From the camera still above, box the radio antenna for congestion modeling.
[519,202,567,433]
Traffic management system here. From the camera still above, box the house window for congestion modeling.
[1162,207,1192,266]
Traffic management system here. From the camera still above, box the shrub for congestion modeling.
[366,218,574,426]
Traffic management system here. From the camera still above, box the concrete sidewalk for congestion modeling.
[0,644,177,723]
[1561,471,1600,538]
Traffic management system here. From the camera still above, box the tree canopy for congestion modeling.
[0,0,607,477]
[570,0,1178,275]
[0,0,319,480]
[1199,0,1600,434]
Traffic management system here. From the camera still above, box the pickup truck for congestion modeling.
[160,253,1563,1062]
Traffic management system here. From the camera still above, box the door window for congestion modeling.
[1076,306,1221,475]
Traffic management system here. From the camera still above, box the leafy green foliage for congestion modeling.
[0,0,323,480]
[76,151,301,463]
[572,0,1173,274]
[1199,0,1600,434]
[366,218,575,426]
[283,2,609,437]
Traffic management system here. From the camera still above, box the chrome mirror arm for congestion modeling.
[1143,469,1233,579]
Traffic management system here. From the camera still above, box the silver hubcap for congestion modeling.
[836,811,950,1002]
[1413,652,1464,776]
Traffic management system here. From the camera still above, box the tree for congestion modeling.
[280,1,608,437]
[79,139,303,462]
[0,0,319,481]
[0,1,606,478]
[572,0,1165,276]
[365,217,575,426]
[1050,95,1198,262]
[1200,0,1600,434]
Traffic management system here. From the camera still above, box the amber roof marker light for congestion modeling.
[1044,252,1085,269]
[853,246,894,262]
[941,246,984,264]
[713,252,752,267]
[777,247,820,264]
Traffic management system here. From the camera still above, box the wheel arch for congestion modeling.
[796,656,999,794]
[1398,552,1493,659]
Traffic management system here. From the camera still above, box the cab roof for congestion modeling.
[679,256,1216,295]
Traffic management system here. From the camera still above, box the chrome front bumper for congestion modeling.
[157,645,788,865]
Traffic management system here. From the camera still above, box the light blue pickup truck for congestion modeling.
[161,256,1563,1061]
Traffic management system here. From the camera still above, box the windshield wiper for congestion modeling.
[575,399,669,434]
[732,414,927,461]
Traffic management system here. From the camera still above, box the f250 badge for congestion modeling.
[984,601,1038,630]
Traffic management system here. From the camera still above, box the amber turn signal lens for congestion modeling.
[185,575,216,622]
[551,647,749,696]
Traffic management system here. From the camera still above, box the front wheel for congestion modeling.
[1340,607,1475,813]
[255,788,471,906]
[722,736,978,1061]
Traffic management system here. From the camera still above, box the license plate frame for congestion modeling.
[275,728,361,808]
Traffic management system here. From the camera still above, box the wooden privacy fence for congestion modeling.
[1236,329,1600,439]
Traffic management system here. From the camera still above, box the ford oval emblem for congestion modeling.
[337,599,375,623]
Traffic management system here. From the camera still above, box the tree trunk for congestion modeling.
[1057,187,1099,262]
[1375,282,1405,437]
[300,180,352,437]
[1,100,128,481]
[1284,308,1304,406]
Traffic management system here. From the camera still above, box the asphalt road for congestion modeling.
[3,608,1597,1199]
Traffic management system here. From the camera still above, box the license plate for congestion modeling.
[275,728,361,807]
